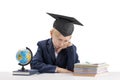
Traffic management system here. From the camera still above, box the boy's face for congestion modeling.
[50,29,71,50]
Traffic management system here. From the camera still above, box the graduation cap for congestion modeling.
[47,13,83,36]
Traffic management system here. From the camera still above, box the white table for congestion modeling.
[0,72,120,80]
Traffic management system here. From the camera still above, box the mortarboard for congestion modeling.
[47,13,83,36]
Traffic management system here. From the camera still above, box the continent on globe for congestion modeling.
[16,48,32,65]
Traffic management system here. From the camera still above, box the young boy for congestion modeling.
[30,13,83,73]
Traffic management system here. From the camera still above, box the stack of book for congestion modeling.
[74,63,109,76]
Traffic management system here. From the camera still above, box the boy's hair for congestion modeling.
[51,28,61,37]
[50,28,72,38]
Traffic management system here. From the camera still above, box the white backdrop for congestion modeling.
[0,0,120,72]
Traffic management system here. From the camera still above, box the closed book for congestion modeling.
[74,67,108,73]
[13,69,38,76]
[73,72,108,77]
[74,69,108,74]
[73,73,97,77]
[74,63,109,68]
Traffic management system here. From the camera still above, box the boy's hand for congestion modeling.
[56,67,72,73]
[56,42,72,53]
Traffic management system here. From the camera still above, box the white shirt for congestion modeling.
[55,51,58,58]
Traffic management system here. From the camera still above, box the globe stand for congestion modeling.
[19,65,28,72]
[21,65,25,71]
[18,63,28,71]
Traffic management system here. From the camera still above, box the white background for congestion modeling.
[0,0,120,72]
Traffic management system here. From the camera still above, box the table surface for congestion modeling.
[0,72,120,80]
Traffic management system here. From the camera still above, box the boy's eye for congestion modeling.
[58,39,62,41]
[64,40,68,43]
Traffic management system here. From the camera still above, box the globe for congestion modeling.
[16,47,33,71]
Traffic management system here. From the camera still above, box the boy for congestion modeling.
[30,13,83,73]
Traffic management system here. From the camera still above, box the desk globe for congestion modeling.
[13,47,38,75]
[16,47,32,71]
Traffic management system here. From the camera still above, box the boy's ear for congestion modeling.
[50,29,53,37]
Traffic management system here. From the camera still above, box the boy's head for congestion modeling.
[50,28,71,50]
[48,13,83,49]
